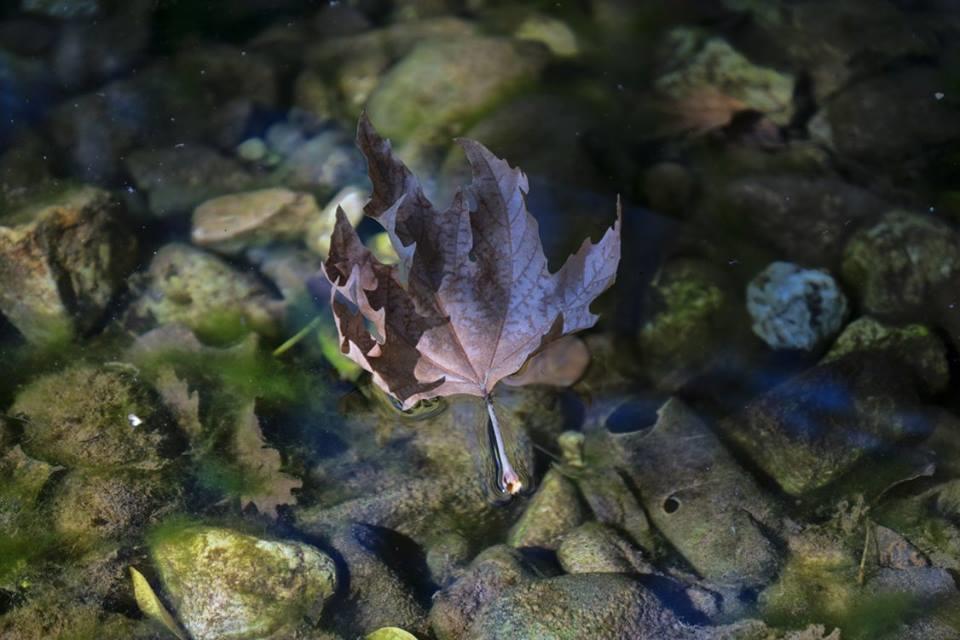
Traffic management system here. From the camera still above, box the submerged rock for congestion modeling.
[746,262,848,351]
[702,175,885,267]
[11,364,181,470]
[430,545,540,640]
[655,27,795,127]
[366,36,547,144]
[126,243,281,343]
[823,316,949,395]
[126,145,257,218]
[613,398,783,586]
[0,186,137,344]
[150,525,336,640]
[465,573,702,640]
[637,258,745,391]
[841,210,960,319]
[810,67,960,164]
[556,522,654,575]
[322,523,431,638]
[48,468,173,547]
[192,188,320,255]
[717,352,938,495]
[507,467,584,550]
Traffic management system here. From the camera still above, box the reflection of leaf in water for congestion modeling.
[231,402,302,518]
[130,566,187,640]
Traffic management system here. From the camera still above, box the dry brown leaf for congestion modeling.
[324,115,619,407]
[232,402,301,517]
[323,115,620,495]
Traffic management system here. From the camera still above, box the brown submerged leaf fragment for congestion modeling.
[232,402,302,517]
[323,114,621,410]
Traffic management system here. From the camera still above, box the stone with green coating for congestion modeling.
[11,364,180,470]
[841,210,960,318]
[366,36,546,144]
[823,316,948,395]
[507,467,584,550]
[151,525,337,640]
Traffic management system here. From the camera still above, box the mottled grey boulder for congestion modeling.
[746,261,847,351]
[614,399,783,586]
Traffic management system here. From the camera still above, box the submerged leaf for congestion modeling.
[232,402,302,517]
[155,366,203,444]
[130,566,187,640]
[323,114,621,409]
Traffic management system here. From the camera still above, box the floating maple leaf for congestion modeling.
[324,115,621,494]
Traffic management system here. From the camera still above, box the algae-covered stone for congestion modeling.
[507,467,584,550]
[11,364,180,470]
[49,469,173,547]
[637,258,742,392]
[841,210,960,318]
[0,186,137,344]
[655,27,795,125]
[127,243,281,343]
[746,262,848,352]
[426,531,471,586]
[557,522,654,575]
[151,525,336,640]
[192,188,320,255]
[823,316,949,395]
[366,36,547,144]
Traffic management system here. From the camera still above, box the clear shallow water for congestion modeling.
[2,1,960,639]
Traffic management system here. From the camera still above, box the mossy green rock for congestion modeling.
[841,210,960,318]
[11,364,180,470]
[49,469,173,548]
[556,522,653,575]
[0,185,137,344]
[126,243,281,343]
[637,259,741,391]
[507,467,584,550]
[366,36,546,144]
[150,525,336,640]
[823,316,949,395]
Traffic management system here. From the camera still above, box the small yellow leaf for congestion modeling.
[130,567,187,640]
[365,628,419,640]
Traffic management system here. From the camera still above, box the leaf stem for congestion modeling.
[485,396,522,495]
